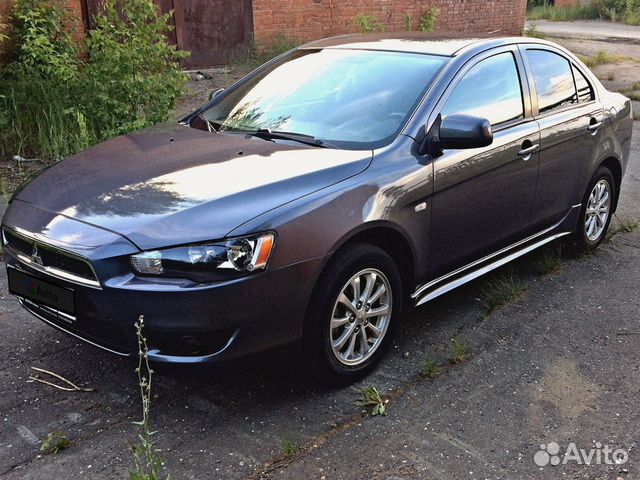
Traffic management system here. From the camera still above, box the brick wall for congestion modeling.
[252,0,528,46]
[61,0,87,45]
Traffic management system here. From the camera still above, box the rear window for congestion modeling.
[202,49,448,150]
[526,49,578,114]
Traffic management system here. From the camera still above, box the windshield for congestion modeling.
[201,49,448,149]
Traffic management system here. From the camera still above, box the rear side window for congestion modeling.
[441,52,524,126]
[526,49,578,113]
[573,65,594,102]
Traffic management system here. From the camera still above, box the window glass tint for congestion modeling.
[527,49,578,113]
[573,65,594,102]
[442,52,524,126]
[202,49,447,149]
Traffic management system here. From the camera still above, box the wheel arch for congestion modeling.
[329,221,417,296]
[598,156,623,212]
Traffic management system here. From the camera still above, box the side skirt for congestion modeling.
[412,205,580,307]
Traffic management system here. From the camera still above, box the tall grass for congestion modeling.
[0,79,98,162]
[527,2,600,21]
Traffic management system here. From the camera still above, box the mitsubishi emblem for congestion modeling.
[31,244,43,266]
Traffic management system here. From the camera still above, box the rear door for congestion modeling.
[427,46,541,278]
[521,46,604,229]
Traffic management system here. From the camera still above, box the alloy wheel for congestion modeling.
[585,179,611,242]
[329,268,392,366]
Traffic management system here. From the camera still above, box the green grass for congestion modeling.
[40,431,70,455]
[419,356,441,378]
[448,335,468,365]
[522,24,546,39]
[526,3,599,21]
[607,218,639,242]
[281,438,296,457]
[621,82,640,101]
[533,243,563,276]
[480,269,524,314]
[577,50,626,68]
[634,110,640,121]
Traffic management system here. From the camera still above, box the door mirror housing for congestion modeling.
[419,114,493,155]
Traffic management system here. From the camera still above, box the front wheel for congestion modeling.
[568,166,616,255]
[304,244,403,384]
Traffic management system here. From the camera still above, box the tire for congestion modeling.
[568,166,616,255]
[304,243,403,384]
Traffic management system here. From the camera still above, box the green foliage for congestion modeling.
[533,243,563,275]
[84,0,188,139]
[448,335,468,365]
[237,34,298,70]
[8,0,78,81]
[0,0,187,163]
[419,356,441,378]
[577,50,625,68]
[403,12,412,31]
[480,269,524,314]
[624,0,640,23]
[523,24,546,39]
[354,386,387,416]
[527,1,599,21]
[129,316,169,480]
[355,14,384,33]
[281,438,296,457]
[40,431,70,455]
[419,7,439,32]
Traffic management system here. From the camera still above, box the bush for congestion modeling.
[355,14,384,33]
[0,0,187,162]
[419,7,439,32]
[84,0,188,139]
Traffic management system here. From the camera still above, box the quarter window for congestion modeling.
[573,65,594,102]
[442,52,524,126]
[526,49,578,113]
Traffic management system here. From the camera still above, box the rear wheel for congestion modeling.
[304,244,403,383]
[568,166,615,255]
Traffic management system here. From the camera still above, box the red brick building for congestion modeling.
[2,0,527,67]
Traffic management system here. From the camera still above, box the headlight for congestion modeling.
[130,233,275,281]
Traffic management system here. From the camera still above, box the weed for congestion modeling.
[480,269,524,314]
[527,1,600,21]
[403,12,412,31]
[607,218,639,242]
[419,356,441,378]
[523,24,546,39]
[577,50,625,68]
[40,431,70,455]
[234,34,298,70]
[634,109,640,121]
[281,438,296,457]
[419,7,439,32]
[129,315,168,480]
[448,336,468,365]
[354,386,387,416]
[533,243,563,276]
[355,14,384,33]
[607,71,615,81]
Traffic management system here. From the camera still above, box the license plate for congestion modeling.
[8,268,75,315]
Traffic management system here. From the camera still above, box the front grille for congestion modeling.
[20,298,131,355]
[2,228,100,288]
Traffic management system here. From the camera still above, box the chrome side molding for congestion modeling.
[412,206,579,306]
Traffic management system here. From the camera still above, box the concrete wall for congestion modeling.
[252,0,528,46]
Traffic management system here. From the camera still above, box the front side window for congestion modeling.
[201,49,448,149]
[527,49,578,113]
[441,52,524,126]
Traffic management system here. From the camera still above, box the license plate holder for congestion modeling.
[8,267,76,315]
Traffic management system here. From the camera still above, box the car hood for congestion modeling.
[14,124,372,250]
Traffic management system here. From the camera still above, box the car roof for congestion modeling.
[299,33,545,57]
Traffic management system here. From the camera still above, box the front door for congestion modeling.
[428,48,541,278]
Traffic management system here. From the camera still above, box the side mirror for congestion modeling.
[419,114,493,155]
[208,88,225,101]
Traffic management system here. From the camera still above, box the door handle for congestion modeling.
[588,120,603,133]
[517,143,539,160]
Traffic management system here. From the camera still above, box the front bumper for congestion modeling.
[5,246,327,365]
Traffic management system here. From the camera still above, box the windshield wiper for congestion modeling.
[247,129,341,149]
